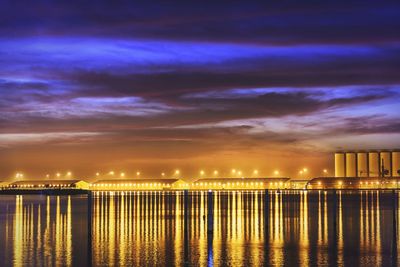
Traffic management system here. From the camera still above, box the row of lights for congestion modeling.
[92,183,173,188]
[314,180,399,186]
[13,168,329,180]
[95,169,278,178]
[192,181,286,187]
[8,184,72,188]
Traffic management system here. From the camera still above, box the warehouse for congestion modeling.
[192,177,290,190]
[91,179,188,191]
[4,180,90,190]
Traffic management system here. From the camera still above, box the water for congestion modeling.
[0,190,398,266]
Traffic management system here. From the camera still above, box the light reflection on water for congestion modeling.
[0,190,399,266]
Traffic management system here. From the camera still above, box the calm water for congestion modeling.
[0,190,398,266]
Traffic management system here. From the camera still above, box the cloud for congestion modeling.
[1,2,399,44]
[0,132,102,147]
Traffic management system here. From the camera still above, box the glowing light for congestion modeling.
[120,172,125,177]
[231,169,236,174]
[161,172,165,177]
[136,171,140,176]
[274,170,279,176]
[200,170,205,176]
[253,170,259,175]
[213,170,218,176]
[303,168,308,172]
[67,171,72,176]
[56,172,61,177]
[323,169,328,174]
[175,170,180,175]
[109,171,115,175]
[318,181,321,186]
[96,172,100,176]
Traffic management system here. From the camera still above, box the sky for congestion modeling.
[0,1,400,180]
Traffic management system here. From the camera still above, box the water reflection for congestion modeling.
[0,195,76,267]
[0,190,398,266]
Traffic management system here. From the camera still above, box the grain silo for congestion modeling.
[380,152,392,177]
[357,152,368,177]
[335,152,346,177]
[368,152,380,177]
[346,153,357,177]
[392,151,400,177]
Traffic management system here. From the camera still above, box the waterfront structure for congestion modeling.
[90,179,187,191]
[192,178,290,190]
[335,150,400,178]
[2,180,90,190]
[288,179,309,189]
[308,177,400,190]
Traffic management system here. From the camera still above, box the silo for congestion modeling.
[380,152,392,177]
[368,152,380,177]
[393,151,400,177]
[335,153,346,177]
[346,153,357,177]
[357,152,368,177]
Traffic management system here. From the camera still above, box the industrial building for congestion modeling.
[192,178,290,190]
[307,177,400,190]
[90,179,187,191]
[2,180,90,190]
[335,150,400,178]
